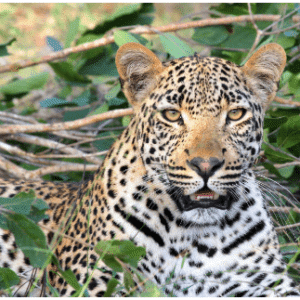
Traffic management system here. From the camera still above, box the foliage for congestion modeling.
[0,2,300,296]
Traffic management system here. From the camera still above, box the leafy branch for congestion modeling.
[1,14,300,74]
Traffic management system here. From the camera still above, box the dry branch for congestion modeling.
[27,164,99,180]
[1,14,300,74]
[274,96,300,107]
[6,133,102,165]
[0,108,134,135]
[269,206,300,214]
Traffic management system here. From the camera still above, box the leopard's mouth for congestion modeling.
[167,186,234,212]
[190,187,220,201]
[185,187,230,211]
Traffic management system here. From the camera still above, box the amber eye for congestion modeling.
[228,109,245,121]
[162,110,181,122]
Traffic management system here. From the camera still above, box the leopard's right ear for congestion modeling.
[116,43,164,107]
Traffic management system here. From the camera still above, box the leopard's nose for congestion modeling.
[187,157,224,182]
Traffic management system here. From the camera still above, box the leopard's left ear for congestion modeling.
[116,43,164,108]
[242,43,286,110]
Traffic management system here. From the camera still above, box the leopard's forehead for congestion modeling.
[154,55,253,116]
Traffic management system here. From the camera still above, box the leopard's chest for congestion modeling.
[132,206,281,297]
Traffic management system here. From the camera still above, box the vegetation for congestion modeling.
[0,3,300,296]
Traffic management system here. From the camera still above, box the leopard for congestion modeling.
[0,42,299,297]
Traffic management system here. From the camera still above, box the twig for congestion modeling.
[0,155,30,178]
[24,164,99,180]
[276,223,300,232]
[274,96,300,107]
[0,108,134,135]
[264,21,300,35]
[6,133,102,165]
[34,150,107,159]
[1,15,300,74]
[255,161,300,172]
[269,206,300,214]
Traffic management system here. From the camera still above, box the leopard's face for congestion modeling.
[135,57,263,211]
[116,43,285,214]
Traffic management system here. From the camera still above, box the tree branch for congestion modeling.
[0,108,133,135]
[1,14,300,74]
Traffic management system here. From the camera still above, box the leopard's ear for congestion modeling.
[242,43,286,111]
[116,43,164,108]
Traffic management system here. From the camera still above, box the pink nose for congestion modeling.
[200,162,210,172]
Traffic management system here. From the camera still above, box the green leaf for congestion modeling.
[124,270,135,291]
[65,17,80,48]
[0,38,16,57]
[89,102,109,117]
[58,85,72,99]
[160,33,194,58]
[109,97,127,108]
[49,62,91,84]
[263,116,288,131]
[79,54,118,77]
[63,108,90,122]
[46,36,63,52]
[192,26,229,46]
[139,280,165,297]
[60,269,87,296]
[104,278,119,297]
[114,30,140,47]
[122,115,131,127]
[105,83,121,101]
[263,146,294,164]
[84,4,154,36]
[95,240,146,270]
[276,34,295,49]
[212,3,249,16]
[277,165,295,179]
[0,72,49,95]
[40,97,77,108]
[73,90,91,106]
[0,191,40,229]
[261,162,283,178]
[220,25,256,49]
[4,213,49,268]
[0,268,19,290]
[277,116,300,149]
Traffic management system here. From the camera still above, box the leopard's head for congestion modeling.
[116,43,286,214]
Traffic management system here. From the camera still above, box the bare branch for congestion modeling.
[6,133,102,165]
[0,108,134,135]
[269,206,300,214]
[27,164,99,180]
[0,155,30,178]
[276,223,300,232]
[274,96,300,107]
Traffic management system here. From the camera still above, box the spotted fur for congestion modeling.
[0,43,299,296]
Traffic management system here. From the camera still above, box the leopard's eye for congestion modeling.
[162,110,181,122]
[228,109,245,121]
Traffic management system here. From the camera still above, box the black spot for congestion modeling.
[169,247,179,256]
[164,207,174,221]
[159,214,170,233]
[120,166,128,174]
[108,190,116,198]
[146,198,158,210]
[132,193,142,201]
[2,233,10,242]
[88,278,98,290]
